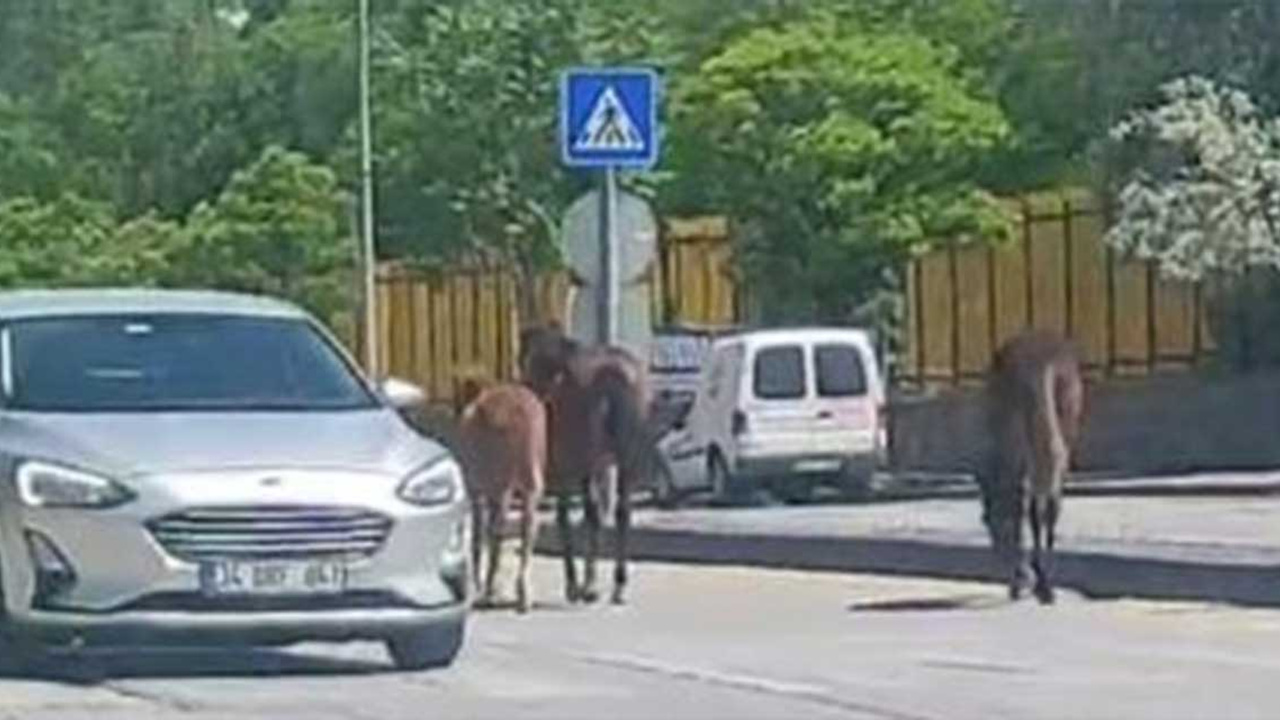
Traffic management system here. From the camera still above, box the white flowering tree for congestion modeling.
[1105,76,1280,366]
[1105,76,1280,280]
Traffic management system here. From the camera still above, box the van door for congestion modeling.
[809,342,878,455]
[690,344,732,459]
[739,343,818,448]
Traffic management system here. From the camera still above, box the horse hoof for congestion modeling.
[1008,585,1023,601]
[1035,585,1056,606]
[565,586,581,605]
[579,587,601,605]
[611,588,626,606]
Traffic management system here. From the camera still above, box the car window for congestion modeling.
[7,314,378,413]
[753,345,806,400]
[815,344,868,398]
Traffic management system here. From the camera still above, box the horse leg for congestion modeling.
[516,492,539,614]
[482,495,506,607]
[555,488,580,604]
[1006,484,1030,601]
[1029,493,1046,603]
[470,496,486,597]
[579,473,602,605]
[611,468,632,606]
[1035,494,1061,605]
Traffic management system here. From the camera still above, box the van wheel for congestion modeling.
[653,461,682,510]
[772,477,815,505]
[709,453,744,506]
[839,466,876,502]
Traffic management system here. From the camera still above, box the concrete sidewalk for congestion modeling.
[540,486,1280,607]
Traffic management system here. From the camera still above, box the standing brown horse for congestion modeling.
[979,330,1084,605]
[455,376,547,613]
[518,323,657,606]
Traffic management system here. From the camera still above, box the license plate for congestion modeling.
[199,561,349,597]
[793,459,841,474]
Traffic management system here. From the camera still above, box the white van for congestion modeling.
[655,327,887,505]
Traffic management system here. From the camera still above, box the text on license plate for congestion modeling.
[199,561,349,596]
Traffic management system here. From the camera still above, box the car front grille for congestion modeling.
[120,591,416,613]
[148,505,393,562]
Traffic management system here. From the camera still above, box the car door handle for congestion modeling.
[817,410,833,419]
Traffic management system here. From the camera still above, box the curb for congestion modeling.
[537,526,1280,608]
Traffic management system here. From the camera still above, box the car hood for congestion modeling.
[0,409,447,479]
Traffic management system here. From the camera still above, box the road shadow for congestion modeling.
[472,598,579,614]
[0,645,389,684]
[848,593,1006,613]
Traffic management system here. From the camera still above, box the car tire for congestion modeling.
[0,564,47,678]
[386,618,465,672]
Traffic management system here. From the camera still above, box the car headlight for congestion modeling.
[16,461,135,509]
[398,457,464,507]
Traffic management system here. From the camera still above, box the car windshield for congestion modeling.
[6,314,377,413]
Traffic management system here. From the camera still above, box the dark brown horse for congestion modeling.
[979,330,1084,605]
[518,323,657,606]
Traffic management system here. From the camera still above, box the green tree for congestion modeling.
[673,15,1011,324]
[0,194,175,287]
[361,0,591,316]
[182,146,354,322]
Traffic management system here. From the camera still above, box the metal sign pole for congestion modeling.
[597,166,619,345]
[358,0,379,376]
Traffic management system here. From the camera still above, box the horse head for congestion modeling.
[452,366,495,417]
[518,321,578,397]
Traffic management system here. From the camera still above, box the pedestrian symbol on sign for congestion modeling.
[561,68,658,168]
[574,87,644,153]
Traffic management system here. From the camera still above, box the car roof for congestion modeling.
[0,289,308,321]
[712,326,874,350]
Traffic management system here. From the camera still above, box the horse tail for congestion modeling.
[1030,361,1068,498]
[591,365,660,481]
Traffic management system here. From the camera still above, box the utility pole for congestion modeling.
[358,0,379,376]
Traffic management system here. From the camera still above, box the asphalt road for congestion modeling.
[2,558,1277,720]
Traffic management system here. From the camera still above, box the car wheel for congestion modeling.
[0,565,47,678]
[386,618,465,672]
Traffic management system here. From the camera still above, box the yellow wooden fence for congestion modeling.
[368,191,1218,400]
[899,190,1216,385]
[371,216,737,403]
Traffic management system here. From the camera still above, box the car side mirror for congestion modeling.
[380,377,427,410]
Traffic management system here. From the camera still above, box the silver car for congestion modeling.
[0,290,470,670]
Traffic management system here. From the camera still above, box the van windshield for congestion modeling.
[815,344,867,398]
[753,345,806,400]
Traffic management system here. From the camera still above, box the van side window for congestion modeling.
[753,345,805,400]
[815,344,867,397]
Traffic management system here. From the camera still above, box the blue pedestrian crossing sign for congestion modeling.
[561,68,659,169]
